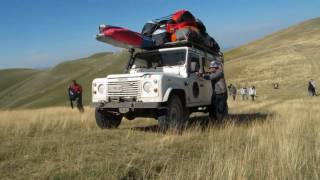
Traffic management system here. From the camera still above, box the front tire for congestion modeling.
[95,108,122,129]
[124,112,135,120]
[158,95,188,132]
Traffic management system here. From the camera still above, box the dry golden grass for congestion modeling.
[1,98,319,180]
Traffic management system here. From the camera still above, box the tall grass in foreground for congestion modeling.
[0,99,319,179]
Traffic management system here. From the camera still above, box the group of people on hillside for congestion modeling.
[225,79,317,101]
[227,84,257,101]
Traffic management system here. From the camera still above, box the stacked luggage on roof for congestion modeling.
[97,10,220,53]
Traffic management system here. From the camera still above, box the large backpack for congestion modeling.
[195,19,207,35]
[166,10,197,34]
[141,19,168,37]
[171,26,202,43]
[172,10,196,24]
[140,10,221,52]
[141,21,159,37]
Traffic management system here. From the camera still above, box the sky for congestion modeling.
[0,0,319,69]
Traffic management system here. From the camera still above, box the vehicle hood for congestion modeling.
[107,73,145,79]
[107,71,183,79]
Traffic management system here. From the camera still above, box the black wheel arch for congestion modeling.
[165,89,186,106]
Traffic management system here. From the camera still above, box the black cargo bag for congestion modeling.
[141,21,159,37]
[203,34,220,52]
[196,19,207,35]
[152,26,170,46]
[142,20,169,37]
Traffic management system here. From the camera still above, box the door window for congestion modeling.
[202,57,216,73]
[189,54,200,73]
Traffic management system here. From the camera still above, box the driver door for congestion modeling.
[199,56,213,105]
[187,53,205,106]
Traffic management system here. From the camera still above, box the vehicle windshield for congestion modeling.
[131,50,186,69]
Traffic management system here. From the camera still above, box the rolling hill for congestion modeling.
[0,52,129,109]
[224,17,320,100]
[0,17,319,109]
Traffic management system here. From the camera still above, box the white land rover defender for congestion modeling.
[92,41,224,131]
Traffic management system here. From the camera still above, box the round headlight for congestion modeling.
[97,84,105,94]
[143,81,153,93]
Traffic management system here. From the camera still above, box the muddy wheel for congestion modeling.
[158,95,188,133]
[95,108,122,129]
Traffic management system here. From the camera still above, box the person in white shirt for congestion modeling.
[240,87,248,100]
[249,86,256,101]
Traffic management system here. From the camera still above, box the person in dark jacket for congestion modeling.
[230,84,237,101]
[68,80,84,112]
[227,84,233,96]
[198,61,228,123]
[308,79,317,96]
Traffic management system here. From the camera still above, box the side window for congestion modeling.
[189,54,200,73]
[132,57,148,68]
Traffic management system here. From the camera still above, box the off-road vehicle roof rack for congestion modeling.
[146,40,222,57]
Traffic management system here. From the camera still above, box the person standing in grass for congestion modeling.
[227,84,233,96]
[68,80,84,112]
[198,61,228,123]
[311,79,317,96]
[230,84,237,101]
[249,86,256,101]
[240,87,248,100]
[308,79,317,96]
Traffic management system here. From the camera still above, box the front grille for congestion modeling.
[107,80,140,97]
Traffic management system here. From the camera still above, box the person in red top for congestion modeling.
[68,80,84,112]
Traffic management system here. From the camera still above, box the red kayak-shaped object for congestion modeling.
[96,25,155,49]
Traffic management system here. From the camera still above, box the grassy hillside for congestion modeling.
[0,52,129,109]
[224,17,320,100]
[0,69,41,93]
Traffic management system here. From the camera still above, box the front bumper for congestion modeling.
[93,101,162,109]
